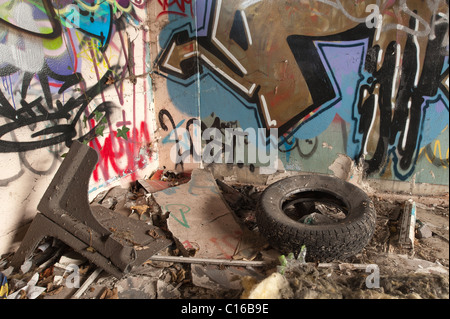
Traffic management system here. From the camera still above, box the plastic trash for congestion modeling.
[277,245,307,274]
[300,212,334,225]
[247,272,293,299]
[298,245,307,264]
[0,272,8,299]
[7,273,46,299]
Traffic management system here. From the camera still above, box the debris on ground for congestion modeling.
[136,169,191,194]
[416,220,433,239]
[0,169,448,299]
[151,169,255,260]
[243,272,293,299]
[6,272,46,299]
[1,271,8,299]
[398,200,417,249]
[277,260,448,299]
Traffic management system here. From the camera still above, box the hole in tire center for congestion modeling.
[281,191,348,225]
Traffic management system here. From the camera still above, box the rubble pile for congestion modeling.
[0,169,448,299]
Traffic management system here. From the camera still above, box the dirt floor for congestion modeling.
[1,174,448,300]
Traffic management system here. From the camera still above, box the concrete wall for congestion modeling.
[0,0,158,254]
[0,0,448,255]
[151,0,449,186]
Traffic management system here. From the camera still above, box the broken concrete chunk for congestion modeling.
[156,279,181,299]
[115,275,158,299]
[328,154,354,181]
[416,221,433,239]
[152,169,245,260]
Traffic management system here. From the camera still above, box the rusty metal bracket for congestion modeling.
[10,141,172,278]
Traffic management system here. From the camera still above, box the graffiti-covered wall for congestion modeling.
[0,0,157,253]
[151,0,448,186]
[0,0,448,255]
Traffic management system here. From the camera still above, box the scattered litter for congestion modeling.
[298,245,307,264]
[7,273,46,299]
[300,212,335,225]
[0,272,8,298]
[244,272,293,299]
[114,275,158,299]
[191,264,264,293]
[278,246,307,275]
[37,242,51,253]
[2,168,448,299]
[137,170,191,194]
[374,254,449,276]
[157,279,182,299]
[399,199,416,248]
[55,251,86,269]
[99,287,119,299]
[130,205,150,218]
[71,268,103,299]
[20,260,33,274]
[415,265,449,275]
[1,266,13,277]
[137,179,171,194]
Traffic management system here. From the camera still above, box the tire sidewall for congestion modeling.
[256,173,377,259]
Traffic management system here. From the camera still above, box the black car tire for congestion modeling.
[256,173,376,261]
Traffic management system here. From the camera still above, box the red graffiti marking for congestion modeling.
[182,240,200,252]
[90,121,152,183]
[209,230,243,260]
[183,240,194,249]
[156,0,194,19]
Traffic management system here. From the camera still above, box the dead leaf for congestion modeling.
[134,245,150,251]
[40,266,54,280]
[78,265,90,275]
[46,286,64,296]
[19,290,27,299]
[100,287,119,299]
[169,268,178,282]
[147,229,160,239]
[176,269,186,283]
[105,75,115,85]
[131,205,150,216]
